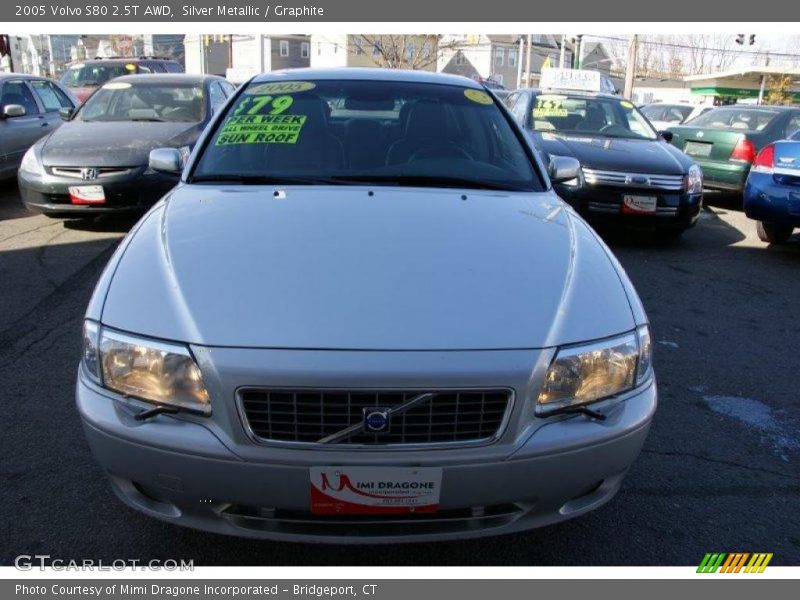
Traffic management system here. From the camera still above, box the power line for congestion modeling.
[586,34,800,61]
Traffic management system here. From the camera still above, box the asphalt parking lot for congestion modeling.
[1,181,798,566]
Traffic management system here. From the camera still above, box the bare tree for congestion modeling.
[358,35,443,70]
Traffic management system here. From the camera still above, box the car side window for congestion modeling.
[664,107,685,124]
[164,62,184,73]
[510,94,529,126]
[784,114,800,139]
[29,80,73,111]
[0,81,40,115]
[209,82,226,113]
[503,92,518,110]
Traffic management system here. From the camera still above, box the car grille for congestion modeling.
[588,201,679,216]
[582,168,685,191]
[49,166,135,179]
[239,389,512,446]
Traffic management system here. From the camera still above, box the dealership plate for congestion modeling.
[622,195,657,214]
[684,141,713,157]
[310,467,442,515]
[68,185,105,205]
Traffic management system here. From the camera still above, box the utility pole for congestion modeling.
[517,36,524,88]
[623,34,638,99]
[525,34,532,87]
[574,34,583,69]
[559,34,566,68]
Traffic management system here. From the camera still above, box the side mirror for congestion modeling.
[659,130,674,143]
[148,148,183,175]
[2,104,26,118]
[59,107,74,120]
[548,156,581,184]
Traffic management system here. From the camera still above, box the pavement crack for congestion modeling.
[0,326,75,372]
[641,449,799,480]
[0,220,63,246]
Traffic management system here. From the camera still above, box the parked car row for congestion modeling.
[665,105,800,244]
[6,64,792,543]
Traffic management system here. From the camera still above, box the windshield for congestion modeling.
[76,82,205,123]
[687,107,779,132]
[60,63,136,88]
[531,94,658,140]
[190,79,543,192]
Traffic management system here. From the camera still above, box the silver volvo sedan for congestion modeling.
[77,68,656,543]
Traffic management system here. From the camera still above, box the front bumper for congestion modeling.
[556,183,702,231]
[18,166,178,215]
[77,367,656,543]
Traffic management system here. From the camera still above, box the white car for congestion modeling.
[640,103,695,131]
[77,68,656,543]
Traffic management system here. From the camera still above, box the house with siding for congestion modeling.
[438,35,614,90]
[183,34,310,81]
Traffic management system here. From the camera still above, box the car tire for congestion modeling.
[756,221,793,244]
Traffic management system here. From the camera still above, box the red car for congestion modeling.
[59,57,183,103]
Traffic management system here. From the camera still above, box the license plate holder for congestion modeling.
[622,195,658,214]
[68,185,105,205]
[310,466,443,515]
[684,141,712,157]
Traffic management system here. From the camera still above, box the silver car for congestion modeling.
[0,73,78,180]
[77,68,656,543]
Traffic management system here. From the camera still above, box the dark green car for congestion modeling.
[667,106,800,192]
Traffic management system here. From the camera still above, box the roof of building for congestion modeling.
[684,67,800,82]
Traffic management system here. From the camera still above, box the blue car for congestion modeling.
[744,129,800,244]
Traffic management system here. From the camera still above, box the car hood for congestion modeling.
[41,121,200,167]
[531,131,687,174]
[100,186,637,350]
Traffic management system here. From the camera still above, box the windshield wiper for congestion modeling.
[130,117,166,122]
[327,174,526,191]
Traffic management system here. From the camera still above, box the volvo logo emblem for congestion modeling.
[80,167,98,181]
[363,408,391,432]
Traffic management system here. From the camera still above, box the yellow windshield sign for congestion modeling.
[464,89,493,105]
[246,81,316,95]
[533,96,568,118]
[216,114,307,145]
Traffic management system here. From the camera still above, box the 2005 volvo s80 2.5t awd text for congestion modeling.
[77,68,656,543]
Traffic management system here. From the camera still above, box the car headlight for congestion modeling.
[537,325,652,415]
[82,322,211,416]
[685,164,703,195]
[20,146,44,176]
